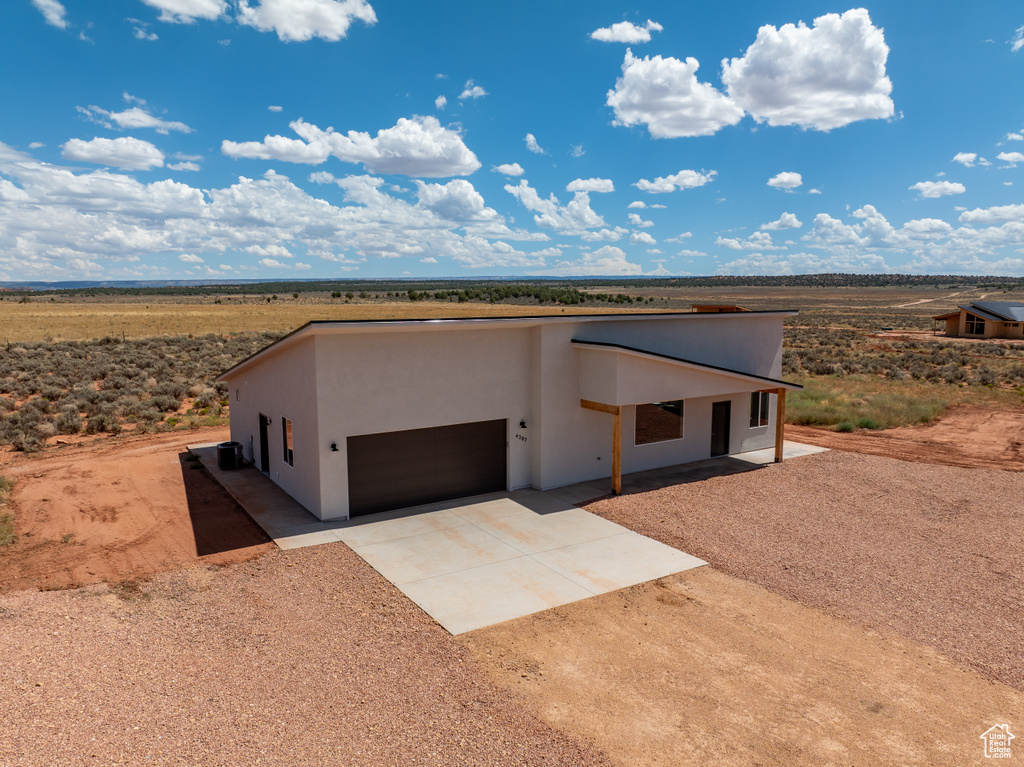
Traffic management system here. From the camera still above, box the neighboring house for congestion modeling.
[217,311,801,521]
[933,301,1024,339]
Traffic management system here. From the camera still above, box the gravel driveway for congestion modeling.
[586,450,1024,691]
[0,543,610,767]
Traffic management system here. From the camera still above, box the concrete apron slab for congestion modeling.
[188,441,825,634]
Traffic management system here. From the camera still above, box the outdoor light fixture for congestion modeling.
[520,420,527,429]
[330,441,339,452]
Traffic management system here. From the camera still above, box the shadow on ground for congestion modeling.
[178,452,272,556]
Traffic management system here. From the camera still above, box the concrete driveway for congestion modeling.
[333,490,705,634]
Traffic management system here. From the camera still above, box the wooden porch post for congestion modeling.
[581,399,623,495]
[774,388,787,463]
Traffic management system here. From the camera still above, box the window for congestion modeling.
[635,400,683,445]
[750,391,770,428]
[965,312,985,335]
[282,417,294,466]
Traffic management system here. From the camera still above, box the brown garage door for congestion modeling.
[347,419,507,517]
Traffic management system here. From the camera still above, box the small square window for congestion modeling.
[282,417,294,466]
[750,392,770,428]
[635,400,683,445]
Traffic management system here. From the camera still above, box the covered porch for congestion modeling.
[573,339,803,495]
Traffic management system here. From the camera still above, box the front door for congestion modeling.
[258,413,270,472]
[710,401,731,457]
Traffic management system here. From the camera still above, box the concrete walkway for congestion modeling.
[188,441,825,634]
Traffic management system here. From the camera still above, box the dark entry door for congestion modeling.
[347,419,507,517]
[710,401,731,457]
[258,413,270,472]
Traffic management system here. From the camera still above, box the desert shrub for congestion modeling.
[11,433,42,452]
[85,414,121,434]
[193,388,220,409]
[973,366,997,386]
[150,394,181,412]
[55,407,83,435]
[835,422,855,432]
[35,421,56,439]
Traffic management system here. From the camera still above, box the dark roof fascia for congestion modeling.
[216,309,798,382]
[571,339,803,391]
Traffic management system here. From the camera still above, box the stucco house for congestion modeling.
[933,301,1024,339]
[217,311,801,521]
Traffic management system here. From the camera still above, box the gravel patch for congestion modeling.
[587,450,1024,691]
[0,543,611,767]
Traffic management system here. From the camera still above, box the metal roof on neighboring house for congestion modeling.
[957,304,1010,323]
[970,301,1024,322]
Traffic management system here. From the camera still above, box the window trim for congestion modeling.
[749,391,770,429]
[282,416,294,467]
[965,312,985,336]
[634,400,685,446]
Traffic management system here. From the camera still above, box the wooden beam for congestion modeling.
[580,399,623,494]
[612,408,622,495]
[774,388,787,463]
[580,398,620,416]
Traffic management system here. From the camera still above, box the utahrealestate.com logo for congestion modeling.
[980,724,1014,759]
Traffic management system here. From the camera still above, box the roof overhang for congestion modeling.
[573,339,801,407]
[932,311,961,321]
[958,304,1007,322]
[216,309,798,382]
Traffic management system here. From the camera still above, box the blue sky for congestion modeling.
[1,1,1023,282]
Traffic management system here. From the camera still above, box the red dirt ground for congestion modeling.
[788,405,1024,471]
[0,427,272,593]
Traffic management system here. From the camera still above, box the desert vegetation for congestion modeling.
[0,475,14,546]
[2,278,1024,448]
[0,332,283,452]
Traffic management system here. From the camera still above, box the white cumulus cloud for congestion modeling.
[77,102,193,134]
[493,163,524,177]
[607,50,743,138]
[178,253,204,263]
[628,213,653,228]
[634,169,716,193]
[630,231,656,245]
[998,151,1024,165]
[141,0,227,23]
[590,19,663,44]
[566,178,614,193]
[268,105,283,112]
[459,80,488,99]
[952,152,979,167]
[434,95,447,110]
[767,171,802,190]
[236,0,377,42]
[531,245,642,276]
[1012,26,1024,53]
[62,137,165,170]
[909,180,966,198]
[958,204,1024,224]
[721,8,894,131]
[505,180,607,236]
[32,0,68,29]
[524,133,545,154]
[761,212,803,230]
[222,115,481,177]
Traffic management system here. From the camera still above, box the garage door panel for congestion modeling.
[348,419,507,517]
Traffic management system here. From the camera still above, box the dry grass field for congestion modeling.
[0,296,655,344]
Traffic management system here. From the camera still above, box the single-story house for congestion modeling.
[217,311,801,521]
[933,301,1024,339]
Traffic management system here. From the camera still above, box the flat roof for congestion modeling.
[217,309,798,381]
